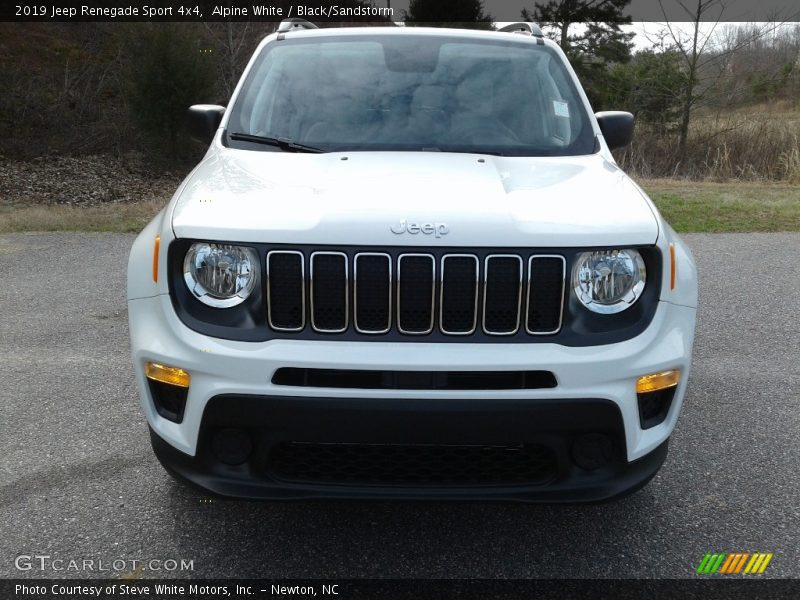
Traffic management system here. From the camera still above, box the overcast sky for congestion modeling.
[376,0,799,53]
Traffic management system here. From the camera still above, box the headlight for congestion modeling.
[183,243,259,308]
[573,249,646,314]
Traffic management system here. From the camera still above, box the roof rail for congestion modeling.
[498,22,544,38]
[277,18,319,33]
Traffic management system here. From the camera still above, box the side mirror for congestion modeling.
[595,111,634,150]
[187,104,226,144]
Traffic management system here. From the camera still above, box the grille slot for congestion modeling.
[268,442,558,486]
[266,251,305,331]
[526,255,566,334]
[272,368,557,390]
[354,253,391,334]
[440,255,479,334]
[397,254,435,334]
[483,255,523,335]
[310,252,348,333]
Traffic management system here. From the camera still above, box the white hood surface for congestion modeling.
[171,149,659,247]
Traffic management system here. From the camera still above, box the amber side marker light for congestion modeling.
[145,362,190,388]
[669,243,677,290]
[636,369,680,394]
[152,235,160,283]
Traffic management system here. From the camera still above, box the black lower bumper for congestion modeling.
[149,394,668,503]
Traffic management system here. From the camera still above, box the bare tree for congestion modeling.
[656,0,785,161]
[203,23,277,101]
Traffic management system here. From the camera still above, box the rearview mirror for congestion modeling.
[595,111,635,150]
[187,105,226,144]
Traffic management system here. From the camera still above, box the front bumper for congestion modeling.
[129,293,694,500]
[149,394,669,502]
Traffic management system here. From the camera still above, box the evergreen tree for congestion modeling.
[124,24,215,161]
[521,0,634,106]
[601,50,686,134]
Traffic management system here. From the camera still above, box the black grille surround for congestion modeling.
[168,242,662,346]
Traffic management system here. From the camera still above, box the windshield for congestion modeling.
[226,34,596,156]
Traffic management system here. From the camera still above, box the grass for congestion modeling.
[640,179,800,233]
[0,200,164,234]
[618,104,800,182]
[0,181,798,234]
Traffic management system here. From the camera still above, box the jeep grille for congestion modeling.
[265,250,566,336]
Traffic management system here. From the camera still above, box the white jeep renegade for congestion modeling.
[127,20,698,502]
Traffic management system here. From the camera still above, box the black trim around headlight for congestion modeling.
[167,239,662,347]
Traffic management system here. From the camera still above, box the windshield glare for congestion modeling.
[227,35,596,156]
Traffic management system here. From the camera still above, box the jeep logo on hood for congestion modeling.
[390,220,450,238]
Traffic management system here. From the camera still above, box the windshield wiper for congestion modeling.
[440,149,504,156]
[228,132,325,153]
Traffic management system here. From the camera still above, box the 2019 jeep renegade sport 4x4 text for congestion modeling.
[127,21,698,502]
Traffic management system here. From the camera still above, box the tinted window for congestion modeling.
[226,34,596,156]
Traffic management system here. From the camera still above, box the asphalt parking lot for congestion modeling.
[1,231,798,579]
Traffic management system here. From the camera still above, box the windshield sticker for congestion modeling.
[553,101,570,118]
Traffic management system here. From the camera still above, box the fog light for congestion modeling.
[636,369,680,394]
[212,429,253,466]
[572,433,613,470]
[145,362,190,388]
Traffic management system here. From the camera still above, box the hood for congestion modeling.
[171,149,659,247]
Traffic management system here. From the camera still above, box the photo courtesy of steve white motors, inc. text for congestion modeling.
[14,583,339,597]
